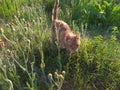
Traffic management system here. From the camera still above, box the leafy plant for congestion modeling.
[0,0,120,90]
[67,32,120,90]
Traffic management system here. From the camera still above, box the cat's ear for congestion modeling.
[76,33,80,39]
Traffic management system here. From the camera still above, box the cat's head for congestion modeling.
[66,33,80,52]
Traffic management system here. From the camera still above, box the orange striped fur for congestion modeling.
[51,0,80,54]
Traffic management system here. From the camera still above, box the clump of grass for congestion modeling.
[0,0,120,90]
[0,0,25,20]
[0,0,43,21]
[48,71,65,90]
[0,2,67,88]
[66,25,120,90]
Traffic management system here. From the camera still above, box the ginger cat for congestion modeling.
[51,0,80,54]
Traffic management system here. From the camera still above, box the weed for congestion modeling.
[0,0,120,90]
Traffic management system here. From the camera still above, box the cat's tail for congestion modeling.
[51,0,59,41]
[52,0,59,22]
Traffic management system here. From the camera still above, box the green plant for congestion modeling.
[67,33,120,90]
[0,0,120,90]
[0,0,26,20]
[0,4,66,88]
[48,71,65,90]
[87,0,120,27]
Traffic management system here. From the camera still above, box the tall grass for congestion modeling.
[67,33,120,90]
[0,0,120,90]
[0,0,25,20]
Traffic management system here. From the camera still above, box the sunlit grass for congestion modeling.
[0,0,120,90]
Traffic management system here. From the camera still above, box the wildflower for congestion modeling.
[26,39,30,44]
[40,62,45,69]
[22,18,26,24]
[48,73,53,80]
[62,71,65,76]
[0,28,4,34]
[32,19,36,25]
[54,71,59,77]
[27,22,30,27]
[14,15,17,19]
[14,16,19,23]
[24,27,28,31]
[7,49,11,53]
[9,23,15,31]
[59,74,64,80]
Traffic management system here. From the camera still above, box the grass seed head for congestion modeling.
[48,73,53,80]
[59,74,64,80]
[62,71,66,76]
[0,28,4,34]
